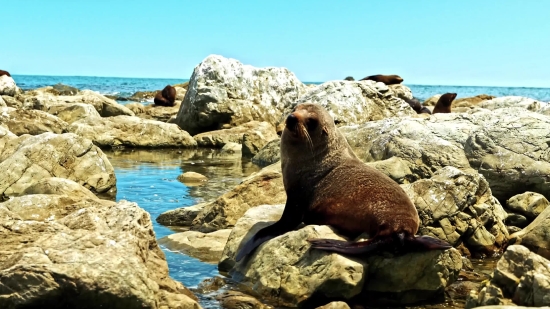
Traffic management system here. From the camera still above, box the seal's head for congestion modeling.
[439,93,457,106]
[282,103,332,145]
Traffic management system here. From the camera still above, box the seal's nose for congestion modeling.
[286,113,298,128]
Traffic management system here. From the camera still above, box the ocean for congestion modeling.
[11,74,550,103]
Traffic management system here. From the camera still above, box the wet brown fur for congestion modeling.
[154,85,177,107]
[0,70,11,77]
[432,92,457,114]
[360,74,403,85]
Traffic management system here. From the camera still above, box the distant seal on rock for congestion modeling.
[432,92,457,114]
[344,76,355,81]
[236,103,451,261]
[405,97,431,114]
[0,70,11,77]
[154,85,177,107]
[360,74,403,85]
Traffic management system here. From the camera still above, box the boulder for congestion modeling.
[158,229,232,263]
[0,75,20,96]
[2,95,22,108]
[287,80,415,126]
[0,107,68,135]
[45,103,101,124]
[193,121,278,152]
[156,203,206,227]
[454,94,495,108]
[340,107,550,202]
[402,166,509,255]
[478,96,543,111]
[221,205,461,307]
[191,162,285,232]
[19,177,99,199]
[52,83,80,95]
[0,96,5,107]
[506,192,549,220]
[128,102,182,122]
[175,55,308,135]
[0,130,116,197]
[388,84,414,101]
[19,89,135,117]
[0,195,201,309]
[251,138,281,167]
[466,245,550,308]
[67,115,197,148]
[177,172,208,185]
[509,205,550,260]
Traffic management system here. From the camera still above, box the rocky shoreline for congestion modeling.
[1,55,550,308]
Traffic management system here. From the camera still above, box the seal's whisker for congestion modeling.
[299,124,314,154]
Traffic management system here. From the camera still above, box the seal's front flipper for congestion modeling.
[409,235,452,250]
[308,238,384,255]
[235,197,304,262]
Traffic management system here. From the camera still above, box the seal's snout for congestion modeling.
[286,113,299,130]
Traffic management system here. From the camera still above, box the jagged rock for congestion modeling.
[2,95,22,108]
[67,115,197,148]
[423,94,441,106]
[466,245,550,308]
[128,90,156,102]
[158,229,232,263]
[221,142,242,154]
[505,213,529,228]
[193,121,277,149]
[0,107,68,135]
[128,102,182,122]
[191,162,285,232]
[0,96,5,108]
[316,301,351,309]
[402,167,509,255]
[156,203,207,227]
[506,192,549,220]
[251,138,280,167]
[365,156,415,184]
[45,103,101,124]
[0,130,116,197]
[478,96,543,111]
[0,195,201,309]
[286,80,415,126]
[454,94,495,107]
[0,75,20,96]
[221,205,461,307]
[509,205,550,259]
[341,107,550,203]
[175,55,308,135]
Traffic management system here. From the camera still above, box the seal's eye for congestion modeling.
[306,118,318,131]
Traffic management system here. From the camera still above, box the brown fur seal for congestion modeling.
[0,70,11,77]
[405,97,431,114]
[153,85,177,107]
[344,76,355,81]
[432,92,457,114]
[236,103,451,261]
[360,74,403,85]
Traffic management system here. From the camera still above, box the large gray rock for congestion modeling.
[0,130,116,197]
[251,138,281,167]
[466,245,550,308]
[128,102,182,122]
[478,96,544,111]
[0,75,20,96]
[221,205,461,307]
[506,192,550,220]
[67,115,197,148]
[158,229,232,264]
[0,107,68,135]
[175,55,308,135]
[287,80,415,126]
[341,107,550,202]
[20,177,99,200]
[0,195,201,309]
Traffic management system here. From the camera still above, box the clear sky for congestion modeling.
[2,1,549,87]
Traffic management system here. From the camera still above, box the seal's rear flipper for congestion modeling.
[235,229,279,262]
[410,235,452,250]
[307,238,384,255]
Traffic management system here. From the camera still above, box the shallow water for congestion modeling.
[104,148,260,308]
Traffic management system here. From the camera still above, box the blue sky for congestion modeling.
[2,1,549,87]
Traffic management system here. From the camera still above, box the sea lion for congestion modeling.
[360,74,403,85]
[153,85,177,107]
[0,70,11,77]
[405,97,431,114]
[235,103,451,261]
[432,92,457,114]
